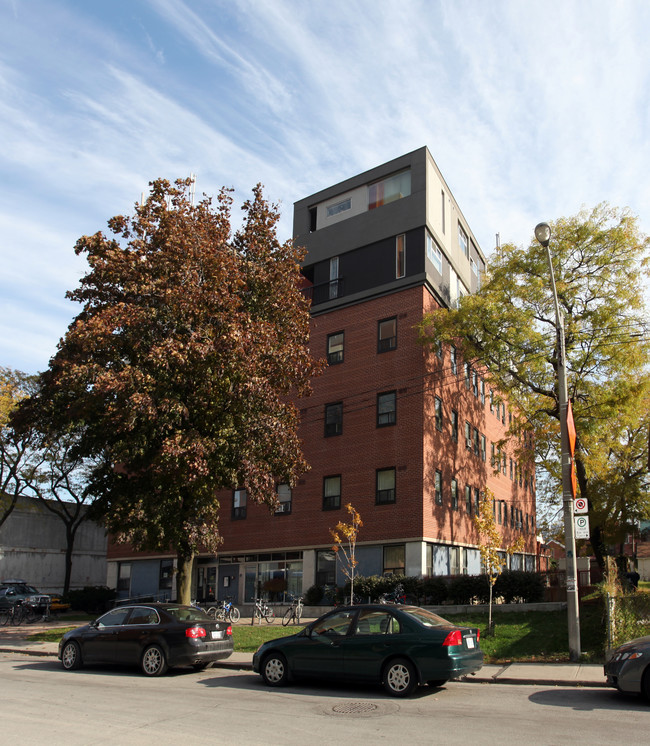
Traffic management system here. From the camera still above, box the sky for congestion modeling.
[2,0,650,375]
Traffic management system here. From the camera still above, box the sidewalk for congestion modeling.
[0,622,607,688]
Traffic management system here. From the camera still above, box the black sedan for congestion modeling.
[604,635,650,700]
[58,603,233,676]
[253,604,483,697]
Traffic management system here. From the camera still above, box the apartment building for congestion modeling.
[107,147,537,603]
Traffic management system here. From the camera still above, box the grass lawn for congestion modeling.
[28,604,607,662]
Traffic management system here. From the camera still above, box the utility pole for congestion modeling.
[535,222,581,661]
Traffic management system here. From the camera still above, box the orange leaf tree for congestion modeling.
[330,503,363,605]
[475,488,525,631]
[20,179,323,603]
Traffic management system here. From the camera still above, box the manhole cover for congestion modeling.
[323,701,399,718]
[332,702,378,715]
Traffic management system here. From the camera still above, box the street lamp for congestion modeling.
[535,222,581,660]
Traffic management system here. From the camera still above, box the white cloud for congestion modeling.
[0,0,649,372]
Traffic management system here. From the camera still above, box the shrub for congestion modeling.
[494,571,545,603]
[64,586,117,615]
[303,584,324,605]
[420,576,448,605]
[447,575,490,605]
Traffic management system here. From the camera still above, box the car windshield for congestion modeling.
[403,607,453,627]
[165,606,211,622]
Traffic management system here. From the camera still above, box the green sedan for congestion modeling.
[252,604,483,697]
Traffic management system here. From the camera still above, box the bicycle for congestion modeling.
[0,600,39,626]
[207,597,241,623]
[282,596,304,626]
[252,598,275,624]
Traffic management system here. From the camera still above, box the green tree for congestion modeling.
[331,503,363,605]
[0,367,42,528]
[19,178,322,603]
[419,204,650,568]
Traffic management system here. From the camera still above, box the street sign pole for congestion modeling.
[536,223,581,661]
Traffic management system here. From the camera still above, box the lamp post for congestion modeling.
[535,222,581,661]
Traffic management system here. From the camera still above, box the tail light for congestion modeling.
[226,625,232,637]
[476,629,480,642]
[442,629,462,647]
[186,626,207,638]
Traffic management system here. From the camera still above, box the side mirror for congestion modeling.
[89,619,99,629]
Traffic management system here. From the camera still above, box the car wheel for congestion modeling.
[642,666,650,701]
[61,640,82,671]
[427,679,448,688]
[383,657,418,697]
[229,607,241,623]
[261,653,289,686]
[141,645,168,676]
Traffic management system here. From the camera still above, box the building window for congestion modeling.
[465,362,471,389]
[451,409,458,442]
[480,434,486,462]
[377,391,397,427]
[434,469,442,505]
[383,544,405,575]
[232,489,247,520]
[329,256,340,300]
[378,317,397,352]
[325,402,343,437]
[327,331,344,365]
[465,485,472,514]
[473,427,480,456]
[323,475,341,511]
[426,232,443,274]
[491,442,496,467]
[474,487,480,514]
[117,562,131,594]
[326,197,351,217]
[309,206,317,232]
[450,345,457,376]
[396,234,406,278]
[465,421,472,450]
[480,379,485,405]
[459,224,469,259]
[275,484,292,515]
[451,478,458,510]
[472,370,478,397]
[368,170,411,210]
[434,396,443,431]
[316,549,337,585]
[159,559,173,591]
[376,468,396,505]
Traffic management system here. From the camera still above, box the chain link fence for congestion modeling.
[606,591,650,649]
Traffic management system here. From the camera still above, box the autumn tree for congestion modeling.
[330,503,363,605]
[475,489,525,632]
[19,178,322,603]
[419,204,650,568]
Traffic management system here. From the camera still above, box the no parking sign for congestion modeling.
[574,497,588,514]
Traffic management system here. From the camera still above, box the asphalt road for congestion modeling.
[1,651,648,745]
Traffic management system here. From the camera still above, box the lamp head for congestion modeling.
[534,222,551,247]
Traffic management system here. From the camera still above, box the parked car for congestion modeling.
[604,635,650,700]
[0,579,51,612]
[253,604,483,697]
[58,603,233,676]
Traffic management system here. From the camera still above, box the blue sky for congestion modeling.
[2,0,650,374]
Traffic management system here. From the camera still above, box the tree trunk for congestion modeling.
[176,551,195,605]
[63,523,79,596]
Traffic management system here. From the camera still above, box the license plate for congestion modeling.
[211,630,223,639]
[465,637,475,649]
